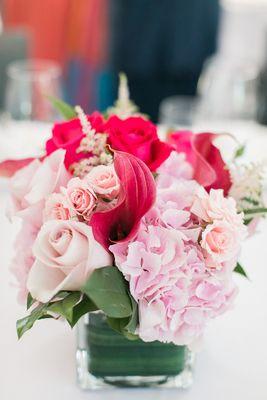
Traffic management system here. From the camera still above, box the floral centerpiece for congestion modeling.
[5,75,266,389]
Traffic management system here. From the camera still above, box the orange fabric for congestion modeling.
[3,0,108,67]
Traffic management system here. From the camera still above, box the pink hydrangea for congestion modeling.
[110,164,245,347]
[110,220,238,347]
[156,151,193,189]
[110,225,189,301]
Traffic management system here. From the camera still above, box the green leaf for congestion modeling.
[48,292,81,322]
[82,266,132,318]
[124,295,138,334]
[47,96,76,120]
[26,293,35,310]
[70,295,98,327]
[234,262,249,279]
[243,207,267,216]
[106,316,139,341]
[234,144,245,159]
[17,304,48,339]
[17,291,81,338]
[107,316,129,333]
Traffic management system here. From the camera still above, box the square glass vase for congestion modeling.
[76,312,194,390]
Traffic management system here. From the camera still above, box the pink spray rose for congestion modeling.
[27,220,112,303]
[191,187,243,226]
[201,220,242,263]
[85,164,120,201]
[64,177,97,221]
[44,193,73,221]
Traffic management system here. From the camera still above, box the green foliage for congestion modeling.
[234,262,249,279]
[106,295,139,341]
[47,96,76,120]
[234,144,245,159]
[26,293,35,310]
[17,267,139,340]
[243,207,267,216]
[82,266,132,318]
[48,292,81,321]
[70,295,98,328]
[17,291,83,339]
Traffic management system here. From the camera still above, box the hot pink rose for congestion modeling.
[85,164,120,201]
[201,220,242,262]
[27,220,112,303]
[64,178,97,221]
[46,112,105,169]
[168,131,232,194]
[44,193,73,221]
[105,116,172,171]
[9,149,70,218]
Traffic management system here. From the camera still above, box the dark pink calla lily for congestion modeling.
[90,150,156,249]
[169,131,232,194]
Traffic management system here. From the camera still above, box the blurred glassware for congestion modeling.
[159,95,199,128]
[197,56,259,121]
[4,59,62,121]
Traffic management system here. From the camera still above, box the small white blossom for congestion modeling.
[107,73,139,119]
[229,162,266,211]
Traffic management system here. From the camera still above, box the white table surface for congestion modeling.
[1,120,267,399]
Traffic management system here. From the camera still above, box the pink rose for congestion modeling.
[44,193,73,221]
[85,164,120,201]
[201,220,242,262]
[191,187,242,225]
[9,149,70,217]
[10,222,39,303]
[64,177,97,221]
[27,220,112,302]
[105,116,172,172]
[45,112,106,169]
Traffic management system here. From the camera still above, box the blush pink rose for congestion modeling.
[201,220,242,262]
[191,187,244,227]
[9,149,70,217]
[10,221,39,303]
[27,220,112,303]
[64,178,97,221]
[44,193,73,221]
[85,164,120,200]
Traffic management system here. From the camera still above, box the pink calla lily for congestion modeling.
[90,150,156,249]
[168,131,231,194]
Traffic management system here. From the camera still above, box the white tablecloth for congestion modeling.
[1,120,267,400]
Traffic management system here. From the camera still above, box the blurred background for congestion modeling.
[1,0,267,125]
